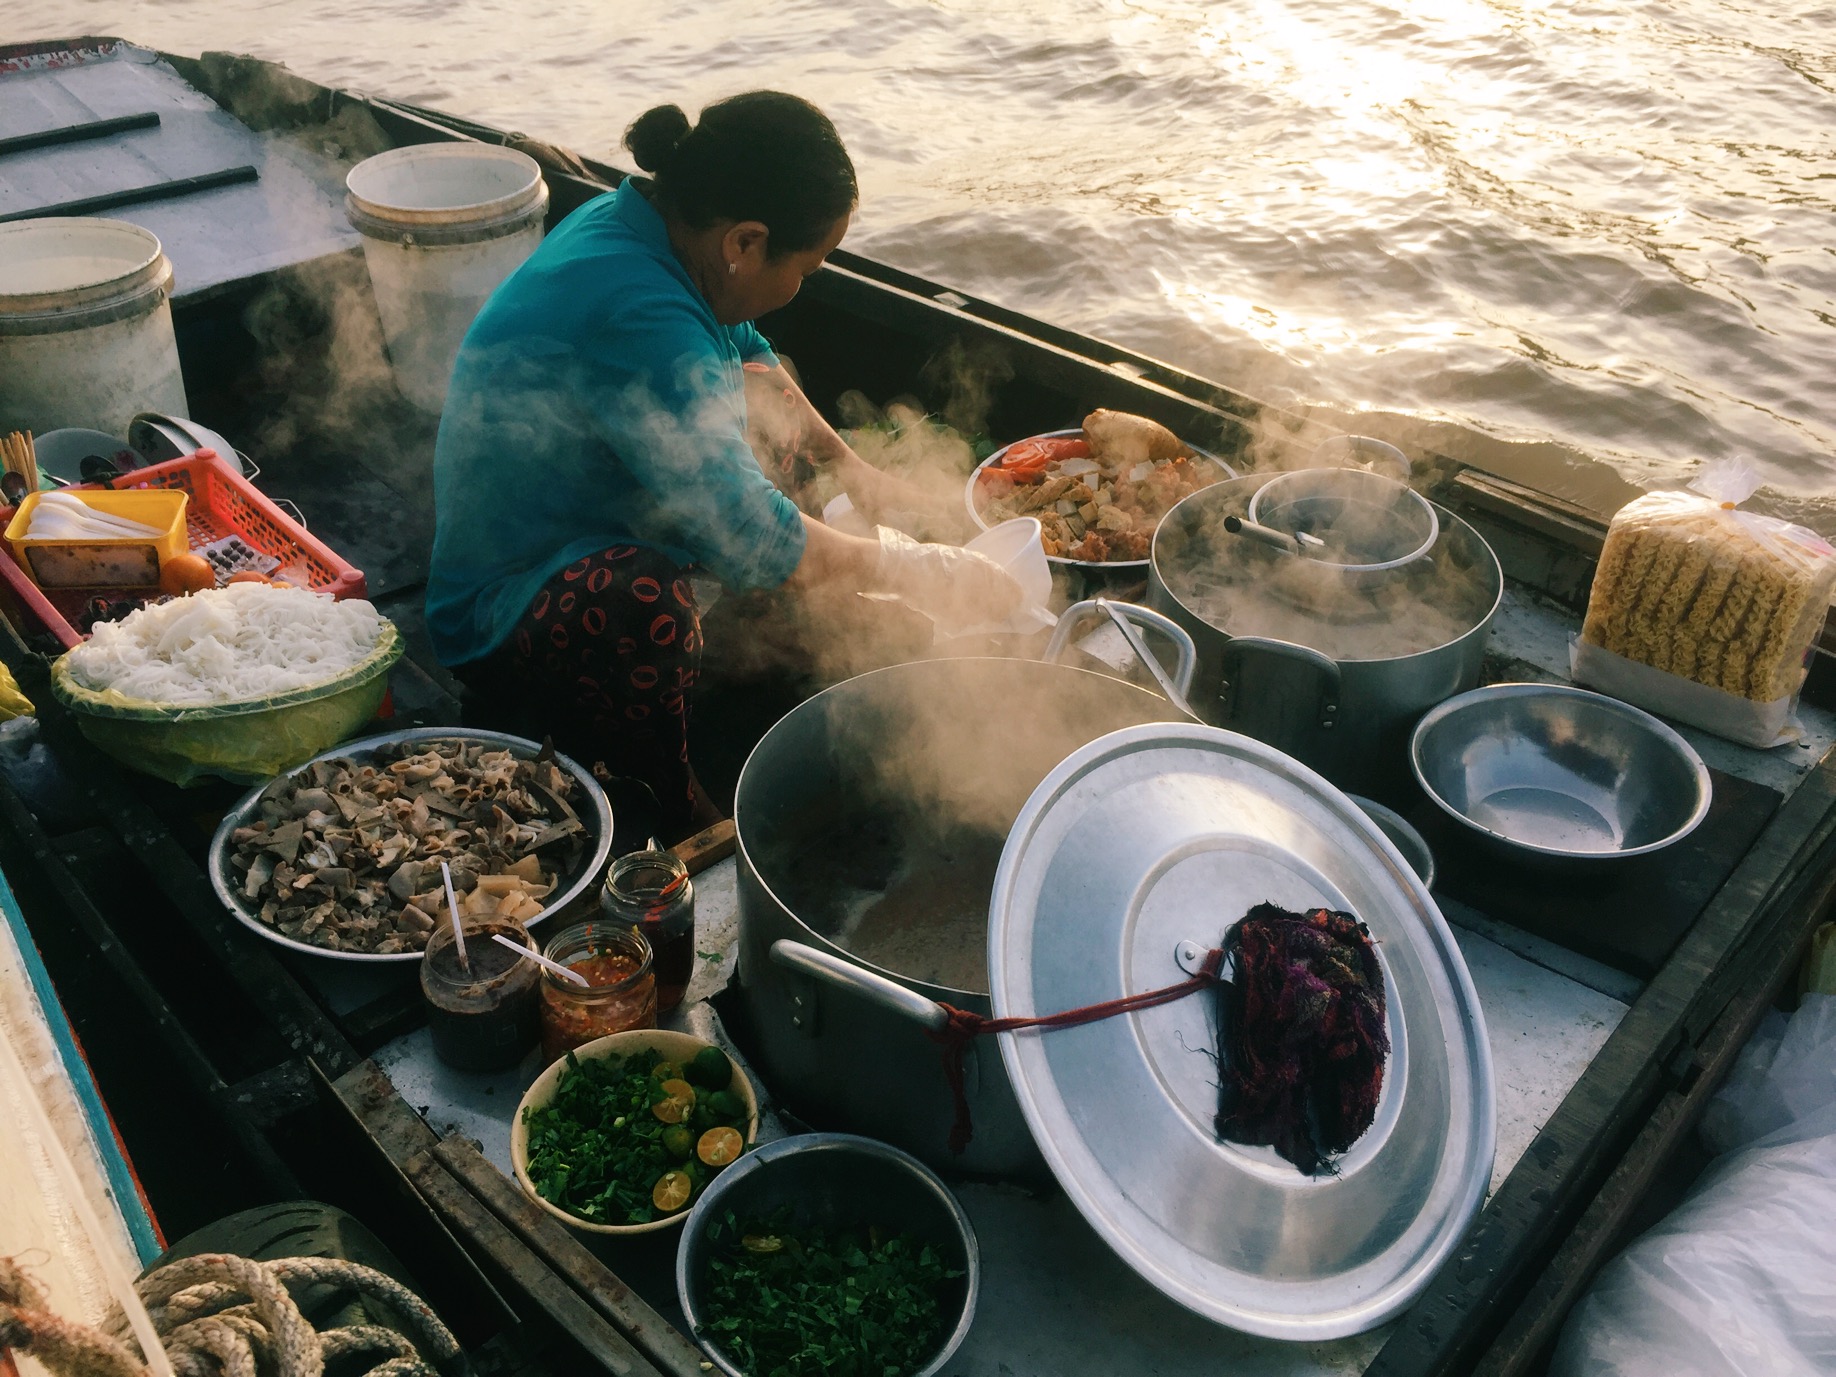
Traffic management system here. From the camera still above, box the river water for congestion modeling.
[15,0,1836,528]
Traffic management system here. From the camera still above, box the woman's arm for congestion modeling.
[745,364,950,529]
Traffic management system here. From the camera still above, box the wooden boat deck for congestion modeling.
[0,35,1831,1377]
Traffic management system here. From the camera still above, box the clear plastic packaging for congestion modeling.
[1551,995,1836,1377]
[1574,461,1836,748]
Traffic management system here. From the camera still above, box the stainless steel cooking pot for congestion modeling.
[732,607,1194,1177]
[1149,474,1502,793]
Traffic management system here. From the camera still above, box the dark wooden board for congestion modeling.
[1410,766,1780,976]
[1474,856,1836,1376]
[432,1136,709,1377]
[1368,752,1836,1377]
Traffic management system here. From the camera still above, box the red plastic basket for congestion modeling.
[0,448,368,652]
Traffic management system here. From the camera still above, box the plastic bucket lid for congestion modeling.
[345,144,548,245]
[0,218,173,334]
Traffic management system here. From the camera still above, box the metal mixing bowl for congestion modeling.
[676,1133,980,1377]
[1247,466,1439,572]
[1411,684,1711,866]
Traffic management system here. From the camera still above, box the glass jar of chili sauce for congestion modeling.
[420,917,541,1072]
[601,848,695,1013]
[537,921,658,1062]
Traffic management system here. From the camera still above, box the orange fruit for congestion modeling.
[159,552,216,596]
[226,570,274,586]
[650,1078,696,1124]
[696,1126,744,1168]
[651,1170,693,1213]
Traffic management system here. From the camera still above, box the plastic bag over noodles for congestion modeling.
[1575,460,1836,747]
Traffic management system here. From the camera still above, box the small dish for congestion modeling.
[511,1028,760,1236]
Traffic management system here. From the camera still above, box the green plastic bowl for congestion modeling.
[49,620,403,785]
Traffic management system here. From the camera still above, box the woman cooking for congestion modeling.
[427,92,1020,837]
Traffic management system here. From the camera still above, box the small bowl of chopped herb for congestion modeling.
[676,1133,980,1377]
[511,1029,760,1235]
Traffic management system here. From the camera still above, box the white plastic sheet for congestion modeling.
[1550,994,1836,1377]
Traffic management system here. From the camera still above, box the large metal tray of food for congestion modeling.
[208,728,614,964]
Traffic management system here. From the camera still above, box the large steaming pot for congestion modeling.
[732,643,1189,1177]
[1149,474,1502,794]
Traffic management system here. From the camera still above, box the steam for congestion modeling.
[753,659,1180,992]
[1160,481,1498,662]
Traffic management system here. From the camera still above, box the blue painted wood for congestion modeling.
[0,861,163,1265]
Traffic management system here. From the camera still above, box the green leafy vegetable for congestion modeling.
[698,1209,963,1377]
[521,1048,746,1225]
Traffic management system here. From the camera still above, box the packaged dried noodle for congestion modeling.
[1574,461,1836,747]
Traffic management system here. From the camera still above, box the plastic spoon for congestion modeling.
[441,860,468,973]
[489,932,590,985]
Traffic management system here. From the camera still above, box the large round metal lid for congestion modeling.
[987,723,1494,1339]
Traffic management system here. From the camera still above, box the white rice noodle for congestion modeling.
[62,583,389,706]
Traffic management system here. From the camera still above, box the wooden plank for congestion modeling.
[1412,766,1780,977]
[322,1060,520,1336]
[1367,750,1836,1376]
[668,819,735,877]
[0,769,302,1195]
[404,1149,662,1377]
[1474,853,1836,1375]
[432,1135,709,1377]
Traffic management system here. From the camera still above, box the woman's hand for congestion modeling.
[869,527,1025,633]
[787,518,1025,635]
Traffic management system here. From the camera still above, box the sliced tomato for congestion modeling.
[997,440,1052,472]
[1038,437,1091,461]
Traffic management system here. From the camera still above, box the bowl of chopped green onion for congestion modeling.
[511,1029,759,1235]
[676,1133,980,1377]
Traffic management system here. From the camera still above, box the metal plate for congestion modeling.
[963,430,1235,572]
[208,728,614,964]
[987,723,1493,1339]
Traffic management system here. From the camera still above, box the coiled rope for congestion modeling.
[0,1252,461,1377]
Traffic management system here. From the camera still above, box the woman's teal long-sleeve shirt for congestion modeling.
[426,179,807,666]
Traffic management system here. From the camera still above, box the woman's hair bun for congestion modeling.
[624,104,692,172]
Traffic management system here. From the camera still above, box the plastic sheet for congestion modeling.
[1575,461,1836,746]
[1551,994,1836,1377]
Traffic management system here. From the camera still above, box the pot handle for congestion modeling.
[1218,636,1343,731]
[1045,598,1197,714]
[769,939,951,1033]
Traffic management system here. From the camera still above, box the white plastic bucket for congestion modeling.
[0,218,188,438]
[346,144,549,414]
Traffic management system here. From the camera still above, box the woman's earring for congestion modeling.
[727,261,738,276]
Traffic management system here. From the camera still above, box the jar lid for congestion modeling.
[985,722,1494,1339]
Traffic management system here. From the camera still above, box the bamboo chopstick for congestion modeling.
[2,430,38,494]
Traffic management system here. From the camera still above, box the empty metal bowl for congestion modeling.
[676,1133,980,1377]
[1411,684,1711,866]
[1248,466,1439,572]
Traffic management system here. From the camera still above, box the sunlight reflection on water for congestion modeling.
[19,0,1836,526]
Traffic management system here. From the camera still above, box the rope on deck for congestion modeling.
[0,1252,460,1377]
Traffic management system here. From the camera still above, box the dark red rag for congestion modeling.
[1215,903,1388,1175]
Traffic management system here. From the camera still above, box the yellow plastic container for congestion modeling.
[4,489,189,589]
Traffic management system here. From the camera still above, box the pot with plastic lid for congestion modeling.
[1148,473,1502,794]
[731,610,1194,1178]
